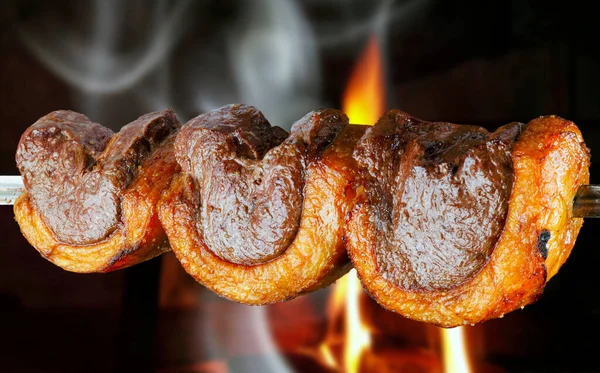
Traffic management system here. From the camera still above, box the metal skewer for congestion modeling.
[572,185,600,218]
[1,175,599,218]
[0,176,26,205]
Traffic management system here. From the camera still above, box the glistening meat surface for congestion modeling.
[159,104,362,304]
[353,110,521,292]
[347,111,590,327]
[15,109,181,272]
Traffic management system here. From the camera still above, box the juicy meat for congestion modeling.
[176,104,345,265]
[176,105,297,264]
[346,111,590,327]
[160,104,361,304]
[353,110,522,291]
[14,109,181,272]
[16,110,179,245]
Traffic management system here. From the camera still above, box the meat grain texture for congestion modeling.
[346,111,590,327]
[159,104,364,304]
[14,109,181,272]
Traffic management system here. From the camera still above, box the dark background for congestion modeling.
[1,1,599,372]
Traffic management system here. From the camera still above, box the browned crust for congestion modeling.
[158,125,365,304]
[13,136,179,273]
[346,116,590,327]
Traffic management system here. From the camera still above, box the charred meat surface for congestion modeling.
[537,230,551,259]
[175,104,344,265]
[15,109,181,272]
[16,110,179,245]
[353,110,522,291]
[160,104,360,304]
[347,112,590,327]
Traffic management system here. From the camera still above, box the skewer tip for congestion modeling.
[0,175,24,206]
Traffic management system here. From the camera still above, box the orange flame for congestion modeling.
[319,272,348,370]
[319,269,371,373]
[342,269,371,373]
[441,327,472,373]
[342,35,385,125]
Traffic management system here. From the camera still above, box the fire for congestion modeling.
[440,327,472,373]
[343,35,385,125]
[343,270,372,373]
[319,269,349,370]
[319,270,371,373]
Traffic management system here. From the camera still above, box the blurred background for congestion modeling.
[1,0,599,372]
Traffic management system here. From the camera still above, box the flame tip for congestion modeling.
[342,35,385,125]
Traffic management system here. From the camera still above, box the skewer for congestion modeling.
[0,176,26,205]
[572,185,600,218]
[1,175,599,218]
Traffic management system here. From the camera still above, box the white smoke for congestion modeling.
[18,0,192,94]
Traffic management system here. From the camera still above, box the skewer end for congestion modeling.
[573,185,600,218]
[0,175,24,206]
